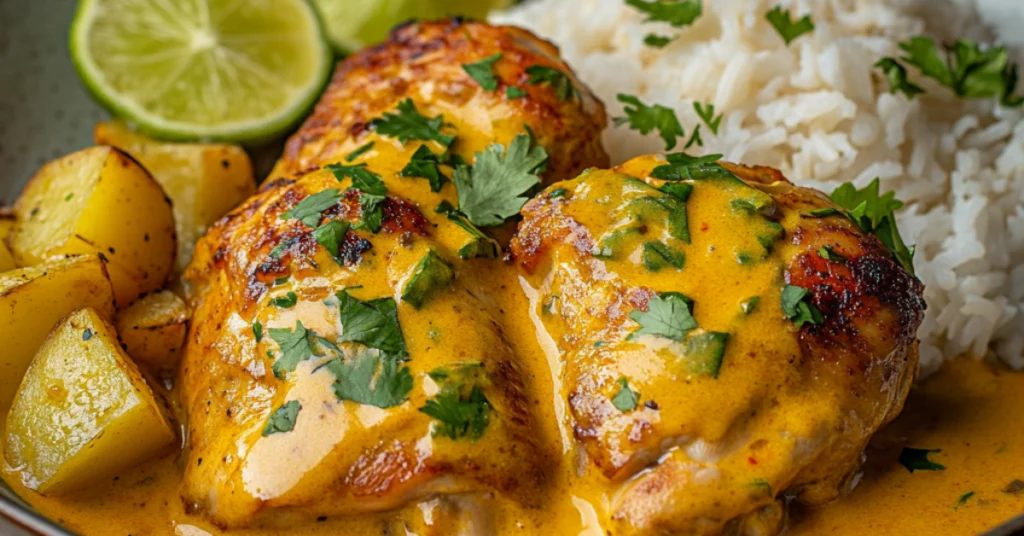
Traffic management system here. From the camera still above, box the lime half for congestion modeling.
[70,0,333,143]
[314,0,510,54]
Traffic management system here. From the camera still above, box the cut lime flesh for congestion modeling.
[70,0,333,143]
[313,0,509,54]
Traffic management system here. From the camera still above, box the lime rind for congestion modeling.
[69,0,334,143]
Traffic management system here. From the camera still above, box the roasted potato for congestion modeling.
[10,146,176,306]
[94,121,256,272]
[4,308,174,495]
[115,290,187,373]
[0,255,115,412]
[0,209,15,271]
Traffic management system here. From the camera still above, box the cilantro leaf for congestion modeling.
[642,241,685,271]
[693,102,723,134]
[650,152,727,181]
[435,201,501,259]
[336,290,408,358]
[401,250,454,309]
[253,321,263,342]
[830,178,915,274]
[682,330,729,378]
[781,285,823,328]
[262,400,301,436]
[740,296,760,314]
[454,134,548,227]
[420,384,491,440]
[628,292,697,341]
[875,58,925,99]
[614,94,685,150]
[328,350,413,408]
[955,491,975,510]
[313,220,350,258]
[525,65,577,101]
[270,291,298,309]
[462,53,502,91]
[345,141,374,162]
[766,5,815,45]
[626,0,702,27]
[326,163,387,233]
[268,321,317,378]
[281,189,342,228]
[684,124,704,149]
[611,377,640,411]
[372,98,455,146]
[898,447,946,472]
[644,34,674,48]
[900,37,955,87]
[803,207,841,218]
[506,86,527,99]
[400,145,447,192]
[897,37,1023,106]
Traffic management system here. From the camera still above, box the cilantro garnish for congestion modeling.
[626,0,702,27]
[650,152,726,181]
[781,285,823,328]
[313,220,349,259]
[420,384,491,440]
[372,98,455,146]
[684,124,704,149]
[252,321,263,342]
[462,53,502,91]
[614,94,685,150]
[766,5,815,45]
[611,377,640,411]
[281,189,342,228]
[327,350,413,408]
[955,491,975,510]
[875,58,925,99]
[453,133,548,227]
[326,163,387,233]
[262,400,301,436]
[435,201,501,259]
[401,250,454,309]
[345,142,374,162]
[336,290,408,358]
[803,207,841,218]
[898,447,946,472]
[642,241,685,271]
[270,291,298,309]
[818,245,844,262]
[506,86,527,99]
[644,34,674,48]
[525,65,577,101]
[547,187,569,199]
[628,292,697,341]
[268,321,317,378]
[830,178,915,274]
[693,102,723,134]
[400,145,447,192]
[740,296,760,315]
[891,37,1023,106]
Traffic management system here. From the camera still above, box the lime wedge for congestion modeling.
[70,0,333,143]
[313,0,510,54]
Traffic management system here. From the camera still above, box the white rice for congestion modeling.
[493,0,1024,376]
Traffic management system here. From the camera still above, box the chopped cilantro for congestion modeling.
[506,86,527,99]
[547,187,569,199]
[462,53,502,91]
[875,58,925,99]
[781,285,823,328]
[644,34,674,48]
[899,447,946,472]
[740,296,760,315]
[281,189,342,228]
[614,94,685,150]
[274,277,290,286]
[328,350,413,408]
[313,220,350,259]
[435,201,501,259]
[400,145,447,192]
[453,133,548,227]
[693,101,723,134]
[896,37,1022,106]
[628,292,697,342]
[750,479,773,495]
[803,207,841,218]
[372,98,455,146]
[525,65,577,101]
[611,377,640,411]
[262,400,301,436]
[401,250,454,309]
[253,321,263,342]
[336,290,408,358]
[345,142,374,162]
[270,291,298,309]
[326,163,387,233]
[642,241,685,271]
[766,5,815,45]
[955,491,975,510]
[831,178,915,274]
[684,124,704,149]
[420,383,491,440]
[650,152,726,181]
[659,182,693,202]
[626,0,702,27]
[268,321,317,378]
[818,245,843,262]
[682,330,728,377]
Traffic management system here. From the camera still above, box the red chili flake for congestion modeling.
[700,222,710,232]
[748,456,758,465]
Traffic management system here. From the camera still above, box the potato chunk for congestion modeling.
[4,308,174,495]
[0,209,15,271]
[115,290,188,373]
[10,146,176,305]
[94,121,256,272]
[0,255,115,412]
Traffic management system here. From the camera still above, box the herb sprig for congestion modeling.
[614,94,685,150]
[766,5,815,45]
[453,134,548,227]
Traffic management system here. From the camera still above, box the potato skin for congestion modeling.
[11,146,176,306]
[0,255,115,413]
[115,290,188,374]
[3,308,174,495]
[94,121,256,272]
